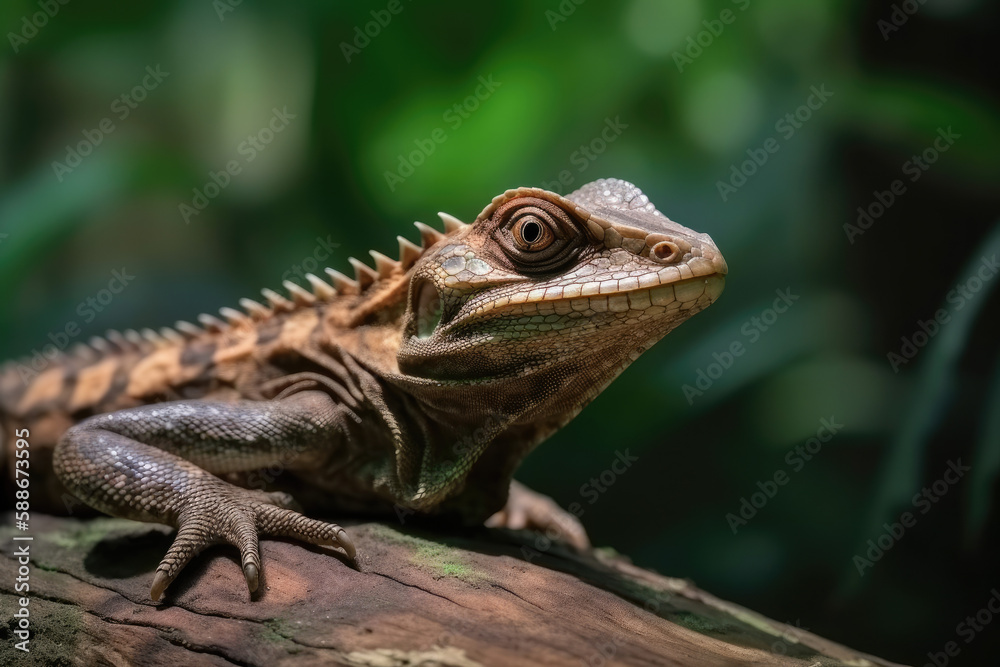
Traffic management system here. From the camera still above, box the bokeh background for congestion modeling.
[2,0,998,663]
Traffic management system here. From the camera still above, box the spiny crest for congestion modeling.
[368,250,400,279]
[18,212,472,366]
[50,326,186,363]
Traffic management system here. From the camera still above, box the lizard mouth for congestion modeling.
[475,273,725,320]
[412,270,725,342]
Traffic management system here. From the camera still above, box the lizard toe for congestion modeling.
[224,512,263,596]
[152,521,216,601]
[256,505,356,560]
[489,481,592,551]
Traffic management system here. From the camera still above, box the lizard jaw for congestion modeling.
[467,272,725,323]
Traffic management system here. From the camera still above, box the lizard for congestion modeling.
[0,178,727,602]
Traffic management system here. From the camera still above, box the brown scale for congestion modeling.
[0,217,448,512]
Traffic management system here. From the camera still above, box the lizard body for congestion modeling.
[0,179,727,600]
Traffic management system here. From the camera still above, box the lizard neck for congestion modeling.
[370,330,648,514]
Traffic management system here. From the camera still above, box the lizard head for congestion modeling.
[397,178,726,414]
[385,178,727,508]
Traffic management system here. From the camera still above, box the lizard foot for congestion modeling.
[485,480,591,550]
[150,486,354,601]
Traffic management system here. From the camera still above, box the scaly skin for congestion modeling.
[0,178,727,601]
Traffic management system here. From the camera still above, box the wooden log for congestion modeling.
[1,514,906,666]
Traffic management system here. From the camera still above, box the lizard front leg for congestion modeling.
[486,480,591,550]
[53,390,355,601]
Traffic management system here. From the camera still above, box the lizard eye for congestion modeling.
[494,198,584,273]
[512,216,554,251]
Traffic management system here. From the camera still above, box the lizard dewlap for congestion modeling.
[0,178,727,601]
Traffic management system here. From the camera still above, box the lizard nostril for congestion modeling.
[651,241,681,264]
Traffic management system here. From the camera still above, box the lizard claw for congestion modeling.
[150,569,171,602]
[334,527,356,560]
[149,485,354,601]
[243,563,259,593]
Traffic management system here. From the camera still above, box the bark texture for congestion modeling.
[1,514,907,667]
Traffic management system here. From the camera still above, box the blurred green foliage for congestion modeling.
[1,0,999,663]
